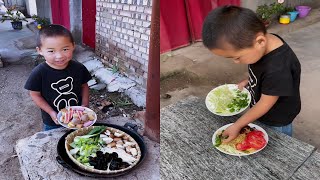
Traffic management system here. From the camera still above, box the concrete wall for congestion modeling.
[36,0,51,22]
[96,0,152,87]
[3,0,25,7]
[69,0,82,44]
[25,0,37,16]
[241,0,320,11]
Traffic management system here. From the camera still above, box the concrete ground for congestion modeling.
[160,8,320,149]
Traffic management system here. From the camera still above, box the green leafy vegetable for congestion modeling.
[69,126,107,164]
[208,85,249,114]
[215,130,225,147]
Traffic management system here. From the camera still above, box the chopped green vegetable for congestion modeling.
[207,85,250,114]
[215,130,225,147]
[69,127,107,164]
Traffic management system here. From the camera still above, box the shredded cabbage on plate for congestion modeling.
[207,85,249,115]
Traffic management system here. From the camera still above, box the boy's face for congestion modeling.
[210,35,267,65]
[37,36,75,69]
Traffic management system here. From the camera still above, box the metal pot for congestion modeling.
[56,123,147,178]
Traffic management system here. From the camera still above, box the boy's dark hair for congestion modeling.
[36,24,74,47]
[202,6,266,50]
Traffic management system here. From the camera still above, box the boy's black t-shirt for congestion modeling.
[24,60,92,126]
[248,34,301,127]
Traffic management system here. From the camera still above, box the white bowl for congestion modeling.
[205,84,251,116]
[212,123,269,156]
[57,106,97,129]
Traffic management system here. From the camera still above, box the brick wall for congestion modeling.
[96,0,152,87]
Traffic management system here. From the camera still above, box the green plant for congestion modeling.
[1,6,28,23]
[31,14,50,25]
[256,2,287,22]
[271,2,286,15]
[256,4,273,21]
[111,64,119,74]
[284,6,295,13]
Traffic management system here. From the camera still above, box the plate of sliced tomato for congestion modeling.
[212,123,268,156]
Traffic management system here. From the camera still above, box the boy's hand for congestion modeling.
[49,111,59,125]
[237,79,249,90]
[222,124,242,143]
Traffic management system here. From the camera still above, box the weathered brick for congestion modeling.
[129,19,135,24]
[123,17,129,22]
[141,14,147,20]
[128,37,134,42]
[133,43,139,50]
[141,34,149,41]
[129,65,136,72]
[117,4,123,9]
[142,21,150,28]
[135,51,142,57]
[139,46,147,54]
[123,5,129,10]
[137,6,144,13]
[135,20,142,26]
[121,28,127,34]
[131,60,141,69]
[136,68,144,76]
[143,72,148,78]
[130,5,136,11]
[134,31,141,38]
[144,8,152,14]
[145,29,150,35]
[141,53,149,60]
[127,30,134,36]
[120,11,131,17]
[126,41,133,47]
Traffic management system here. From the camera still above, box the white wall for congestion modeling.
[25,0,37,16]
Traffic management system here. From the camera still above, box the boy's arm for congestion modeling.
[81,83,89,107]
[29,91,59,125]
[222,94,279,143]
[238,79,249,90]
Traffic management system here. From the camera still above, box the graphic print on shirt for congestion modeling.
[248,66,257,106]
[51,77,78,111]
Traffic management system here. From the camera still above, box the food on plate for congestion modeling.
[214,125,266,155]
[60,107,95,128]
[67,126,141,172]
[207,85,250,114]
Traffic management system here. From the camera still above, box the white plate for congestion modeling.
[212,123,268,156]
[57,106,97,129]
[205,84,251,116]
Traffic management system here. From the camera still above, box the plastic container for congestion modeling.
[287,11,299,22]
[295,6,311,18]
[279,15,290,24]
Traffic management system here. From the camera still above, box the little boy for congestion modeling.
[202,6,301,142]
[24,24,92,131]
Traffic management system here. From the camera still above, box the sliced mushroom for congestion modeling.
[113,137,122,142]
[116,140,124,145]
[107,142,116,148]
[116,144,125,149]
[130,148,138,156]
[125,146,132,153]
[114,132,124,137]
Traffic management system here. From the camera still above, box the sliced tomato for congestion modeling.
[246,131,266,150]
[249,130,264,137]
[236,141,251,151]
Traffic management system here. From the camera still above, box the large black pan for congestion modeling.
[56,123,147,178]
